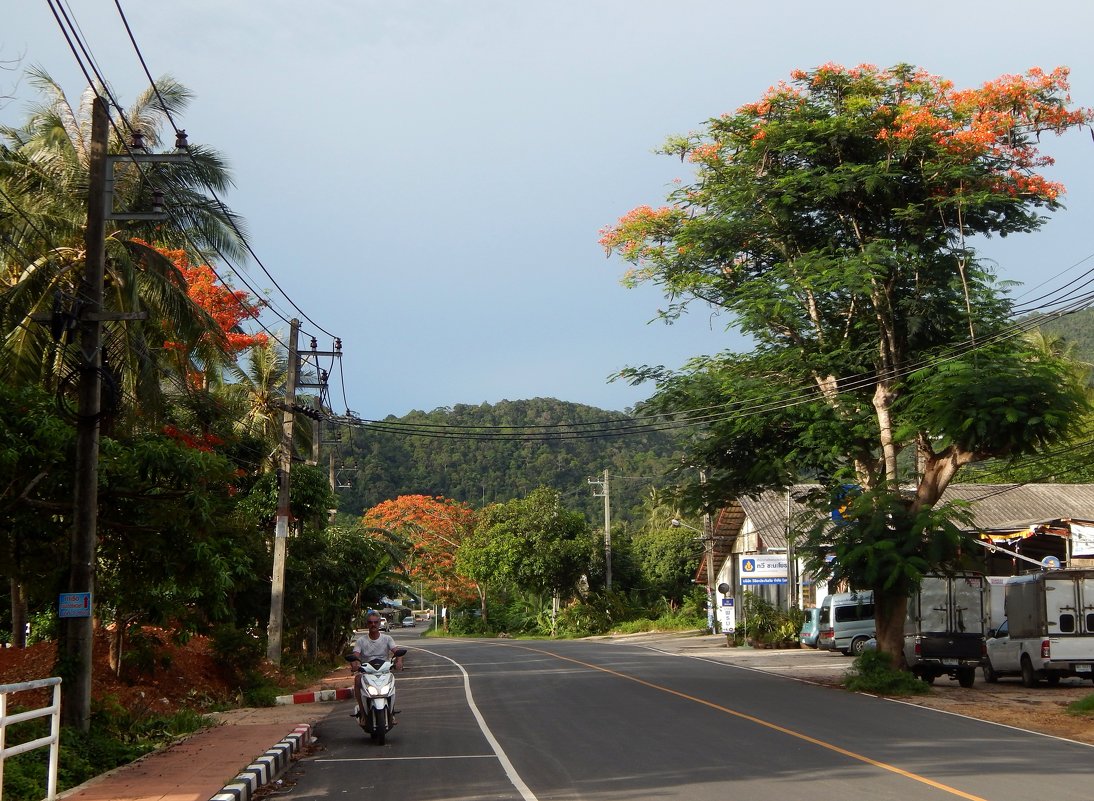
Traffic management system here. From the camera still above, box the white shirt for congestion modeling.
[353,631,396,661]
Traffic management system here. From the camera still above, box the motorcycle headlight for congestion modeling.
[367,686,381,697]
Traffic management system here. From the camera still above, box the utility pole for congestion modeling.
[700,470,715,633]
[59,96,109,732]
[588,471,611,589]
[267,318,299,665]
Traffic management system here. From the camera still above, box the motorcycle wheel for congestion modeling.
[374,707,386,745]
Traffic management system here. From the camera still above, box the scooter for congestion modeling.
[348,648,407,745]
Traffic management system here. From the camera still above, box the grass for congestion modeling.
[0,706,210,801]
[1066,693,1094,717]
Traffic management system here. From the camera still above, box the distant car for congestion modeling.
[799,607,821,648]
[378,618,388,631]
[401,617,416,628]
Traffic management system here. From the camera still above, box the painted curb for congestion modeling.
[207,723,312,801]
[275,687,353,705]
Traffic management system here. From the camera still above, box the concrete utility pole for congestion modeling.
[267,318,299,665]
[588,471,611,589]
[60,95,109,731]
[700,469,716,633]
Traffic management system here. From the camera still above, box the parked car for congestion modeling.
[401,617,416,628]
[800,607,821,648]
[378,618,388,631]
[817,591,875,655]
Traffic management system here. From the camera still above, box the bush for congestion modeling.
[739,592,799,646]
[843,649,930,696]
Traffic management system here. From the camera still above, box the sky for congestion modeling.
[5,1,1094,420]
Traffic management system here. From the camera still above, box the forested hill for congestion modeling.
[1038,307,1094,367]
[331,398,684,523]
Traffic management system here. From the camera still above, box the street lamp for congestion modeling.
[672,519,716,632]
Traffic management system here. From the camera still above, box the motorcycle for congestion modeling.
[348,648,407,744]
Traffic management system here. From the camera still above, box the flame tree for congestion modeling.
[601,64,1092,659]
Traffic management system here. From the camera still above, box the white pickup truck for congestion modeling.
[982,569,1094,686]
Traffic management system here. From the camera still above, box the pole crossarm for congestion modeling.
[104,153,189,221]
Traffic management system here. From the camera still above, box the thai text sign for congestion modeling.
[739,555,787,585]
[58,592,91,618]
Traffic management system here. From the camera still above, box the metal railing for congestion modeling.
[0,677,62,801]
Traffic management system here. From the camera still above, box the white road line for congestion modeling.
[415,646,540,801]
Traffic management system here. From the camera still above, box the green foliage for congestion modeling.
[459,487,595,598]
[209,623,266,691]
[738,591,800,646]
[555,593,625,637]
[0,706,208,801]
[1066,693,1094,717]
[331,399,682,522]
[800,487,976,598]
[283,522,405,657]
[843,649,930,696]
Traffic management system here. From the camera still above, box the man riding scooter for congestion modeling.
[349,611,405,721]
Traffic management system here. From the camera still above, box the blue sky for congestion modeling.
[5,2,1094,419]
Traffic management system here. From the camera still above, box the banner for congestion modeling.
[1072,523,1094,557]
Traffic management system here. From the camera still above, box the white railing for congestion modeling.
[0,677,62,801]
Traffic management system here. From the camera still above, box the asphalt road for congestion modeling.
[283,636,1094,801]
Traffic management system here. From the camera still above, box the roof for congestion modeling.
[938,484,1094,530]
[720,483,1094,548]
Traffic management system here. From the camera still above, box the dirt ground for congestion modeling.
[0,629,263,715]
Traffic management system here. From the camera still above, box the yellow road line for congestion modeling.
[510,644,988,801]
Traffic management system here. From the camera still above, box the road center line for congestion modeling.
[317,754,497,763]
[509,644,989,801]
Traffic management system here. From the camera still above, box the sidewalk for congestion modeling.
[56,670,349,801]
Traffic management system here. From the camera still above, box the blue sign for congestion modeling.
[721,597,734,607]
[59,593,91,618]
[831,484,861,526]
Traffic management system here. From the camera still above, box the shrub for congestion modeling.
[843,649,930,696]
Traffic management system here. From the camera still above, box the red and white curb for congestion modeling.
[274,687,353,705]
[208,724,312,801]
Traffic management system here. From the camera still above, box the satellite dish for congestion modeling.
[1041,555,1062,569]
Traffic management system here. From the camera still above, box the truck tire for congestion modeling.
[1020,655,1040,688]
[957,667,975,688]
[849,636,869,656]
[982,658,999,683]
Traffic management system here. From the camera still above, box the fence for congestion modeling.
[0,677,62,801]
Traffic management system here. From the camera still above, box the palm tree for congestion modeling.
[0,67,248,428]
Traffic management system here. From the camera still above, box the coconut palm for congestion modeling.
[0,67,248,429]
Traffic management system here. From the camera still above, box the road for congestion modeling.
[281,633,1094,801]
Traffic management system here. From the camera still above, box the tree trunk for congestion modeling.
[10,578,28,648]
[478,584,488,626]
[873,588,908,667]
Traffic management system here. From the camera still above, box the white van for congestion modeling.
[817,591,875,656]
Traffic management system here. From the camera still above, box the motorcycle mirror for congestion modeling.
[393,647,408,657]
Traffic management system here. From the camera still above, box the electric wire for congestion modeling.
[111,0,339,343]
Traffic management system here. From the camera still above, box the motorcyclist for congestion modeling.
[349,611,404,719]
